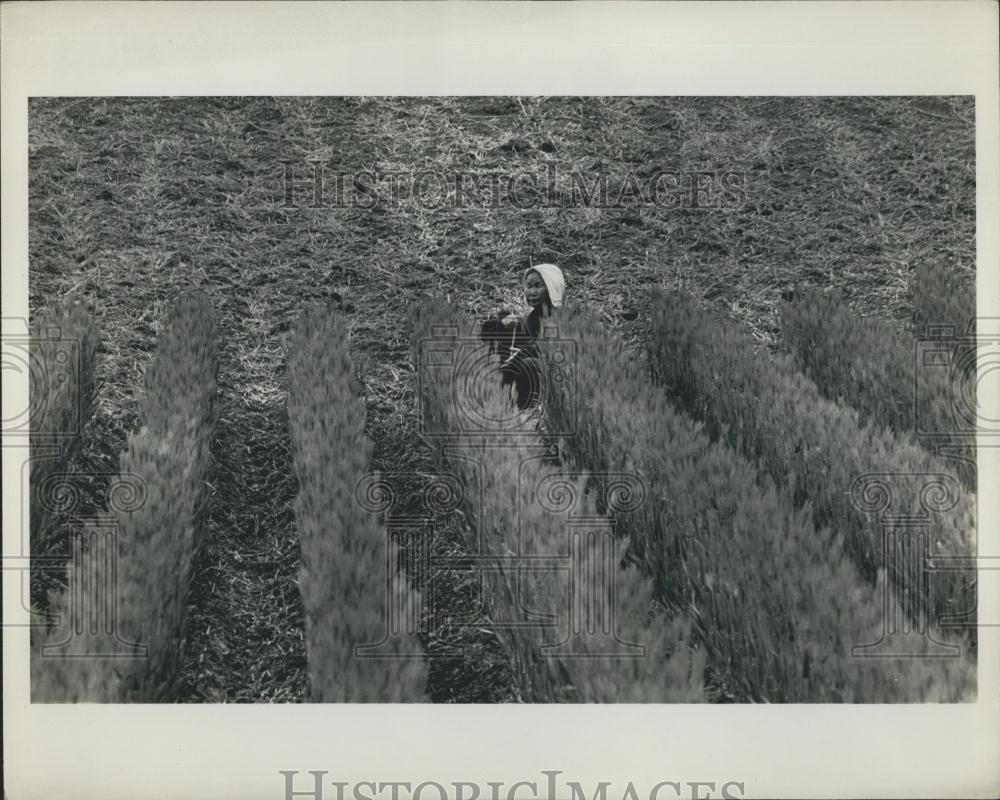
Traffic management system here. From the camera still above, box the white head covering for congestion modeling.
[525,263,565,308]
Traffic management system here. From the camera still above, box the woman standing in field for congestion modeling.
[480,263,565,412]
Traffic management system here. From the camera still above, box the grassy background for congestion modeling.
[28,96,976,702]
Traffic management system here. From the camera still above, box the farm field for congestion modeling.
[27,96,977,702]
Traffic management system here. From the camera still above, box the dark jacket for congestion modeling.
[480,306,544,409]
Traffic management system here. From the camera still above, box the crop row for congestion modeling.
[32,291,217,701]
[648,287,976,643]
[541,301,974,701]
[411,300,705,702]
[287,306,427,701]
[782,283,976,489]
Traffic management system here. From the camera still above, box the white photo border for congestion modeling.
[3,2,998,799]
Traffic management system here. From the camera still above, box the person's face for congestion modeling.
[524,271,548,308]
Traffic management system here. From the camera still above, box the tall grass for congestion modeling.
[287,306,427,702]
[29,303,100,555]
[913,261,976,341]
[649,287,976,645]
[31,290,218,701]
[782,287,975,489]
[542,304,974,702]
[412,300,704,703]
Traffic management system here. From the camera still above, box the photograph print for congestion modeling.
[23,95,978,703]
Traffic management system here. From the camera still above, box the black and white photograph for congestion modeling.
[3,3,999,800]
[22,93,981,705]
